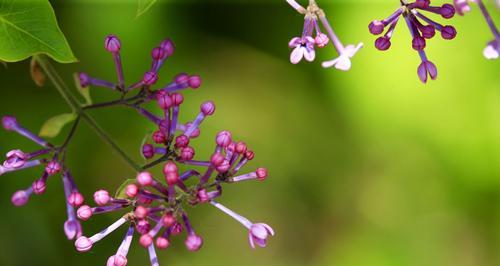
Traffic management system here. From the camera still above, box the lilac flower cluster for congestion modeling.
[1,116,84,240]
[71,35,273,265]
[454,0,499,59]
[369,0,457,83]
[286,0,363,70]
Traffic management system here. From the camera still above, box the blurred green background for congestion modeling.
[1,0,499,265]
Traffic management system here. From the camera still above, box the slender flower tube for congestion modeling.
[107,224,135,266]
[75,217,129,252]
[2,116,50,147]
[105,35,125,89]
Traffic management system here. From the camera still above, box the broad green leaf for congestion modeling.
[73,73,92,105]
[115,179,137,199]
[39,113,77,138]
[136,0,158,18]
[0,0,76,63]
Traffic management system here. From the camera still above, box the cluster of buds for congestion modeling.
[74,34,273,266]
[286,0,363,70]
[454,0,499,59]
[1,116,84,240]
[369,0,457,83]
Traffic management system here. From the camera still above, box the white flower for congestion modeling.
[321,43,363,71]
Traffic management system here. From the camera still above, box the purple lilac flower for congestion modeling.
[454,0,499,59]
[369,0,457,83]
[1,116,85,239]
[287,0,363,70]
[75,35,273,266]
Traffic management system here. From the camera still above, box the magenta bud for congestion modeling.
[200,101,215,116]
[216,131,232,147]
[158,119,169,133]
[184,122,200,138]
[441,25,457,40]
[137,172,154,186]
[75,236,93,252]
[416,0,430,8]
[417,60,437,83]
[140,234,153,248]
[78,73,90,87]
[125,184,139,198]
[4,149,27,169]
[136,219,151,234]
[171,93,184,106]
[227,142,236,152]
[142,144,154,159]
[93,190,110,206]
[375,36,391,51]
[107,255,127,266]
[156,237,170,249]
[162,213,176,227]
[45,161,61,175]
[185,234,203,251]
[256,168,268,181]
[2,116,18,130]
[32,179,46,194]
[412,36,426,51]
[156,91,173,109]
[105,34,121,53]
[68,192,84,207]
[153,130,167,144]
[143,71,158,86]
[369,20,385,35]
[64,219,82,240]
[314,33,329,48]
[134,205,148,219]
[77,205,93,220]
[197,189,209,203]
[248,223,274,249]
[171,222,183,235]
[11,190,29,206]
[165,172,179,186]
[175,135,189,148]
[151,47,166,60]
[210,153,225,166]
[180,146,195,161]
[160,39,175,56]
[245,150,255,160]
[216,160,230,173]
[235,141,247,154]
[421,25,436,39]
[440,4,456,19]
[174,73,189,84]
[188,75,202,89]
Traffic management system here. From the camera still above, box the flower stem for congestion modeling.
[34,55,141,172]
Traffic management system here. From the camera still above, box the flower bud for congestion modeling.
[160,39,175,56]
[77,205,93,220]
[185,234,203,251]
[104,35,121,53]
[216,131,232,147]
[93,190,110,206]
[75,236,93,252]
[235,141,247,154]
[140,234,153,248]
[210,153,225,166]
[134,205,148,219]
[156,91,173,109]
[180,147,195,161]
[375,36,391,51]
[188,75,202,89]
[440,4,455,19]
[151,46,166,60]
[142,144,154,159]
[2,116,17,130]
[68,192,84,207]
[200,101,215,116]
[32,179,46,194]
[11,190,29,206]
[156,237,170,249]
[162,213,176,227]
[175,135,189,148]
[45,161,61,175]
[125,184,139,198]
[171,93,184,106]
[369,20,384,35]
[137,172,154,186]
[256,168,268,181]
[143,71,158,86]
[136,219,151,234]
[153,130,167,144]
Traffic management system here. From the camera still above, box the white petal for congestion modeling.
[290,46,305,64]
[333,56,352,71]
[303,48,316,62]
[483,44,499,60]
[344,43,364,58]
[321,57,340,68]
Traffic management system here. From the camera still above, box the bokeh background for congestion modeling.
[1,0,499,265]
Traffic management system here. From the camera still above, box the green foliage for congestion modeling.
[0,0,76,63]
[73,73,92,105]
[39,113,77,138]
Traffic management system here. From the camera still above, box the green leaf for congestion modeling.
[0,0,76,63]
[39,113,77,138]
[115,179,137,199]
[73,73,92,105]
[136,0,158,18]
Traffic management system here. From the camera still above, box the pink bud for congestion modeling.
[45,161,61,175]
[140,234,153,248]
[314,33,329,48]
[142,71,158,86]
[134,206,148,219]
[160,39,175,56]
[197,189,209,203]
[137,172,153,186]
[216,160,230,173]
[174,73,189,84]
[166,172,179,186]
[136,219,151,234]
[188,75,202,89]
[210,153,225,166]
[93,190,110,206]
[185,234,203,251]
[2,116,18,130]
[68,192,84,207]
[245,150,255,160]
[75,236,93,252]
[32,179,46,194]
[162,213,176,227]
[153,130,167,144]
[216,131,232,147]
[104,35,121,53]
[235,141,247,154]
[171,93,184,106]
[125,184,139,198]
[156,237,170,249]
[156,91,173,109]
[175,135,189,148]
[180,147,195,161]
[171,222,183,235]
[107,255,128,266]
[11,190,29,206]
[163,161,178,174]
[77,205,93,220]
[200,101,215,116]
[256,168,268,181]
[151,46,166,60]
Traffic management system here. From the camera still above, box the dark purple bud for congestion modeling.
[441,25,457,40]
[156,91,173,109]
[369,20,385,35]
[151,47,166,60]
[375,36,391,51]
[104,34,121,53]
[142,144,154,159]
[415,0,430,8]
[153,130,166,144]
[78,73,90,87]
[417,60,437,83]
[175,135,189,148]
[32,179,47,194]
[412,36,426,51]
[143,71,158,86]
[440,4,455,19]
[160,39,175,56]
[2,116,18,130]
[420,25,436,39]
[136,219,151,234]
